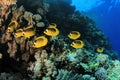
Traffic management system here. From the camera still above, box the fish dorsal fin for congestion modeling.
[35,36,45,40]
[71,31,80,35]
[16,29,23,32]
[24,25,33,30]
[8,20,18,30]
[48,23,57,28]
[75,40,82,44]
[47,27,56,32]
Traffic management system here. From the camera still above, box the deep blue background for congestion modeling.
[72,0,120,56]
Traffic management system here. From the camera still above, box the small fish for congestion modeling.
[97,47,104,53]
[6,20,18,33]
[23,25,35,38]
[68,31,80,40]
[71,40,84,48]
[48,23,57,28]
[14,28,23,38]
[33,36,48,48]
[44,27,59,37]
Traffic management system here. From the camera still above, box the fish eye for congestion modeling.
[70,44,73,46]
[14,33,17,36]
[22,32,25,35]
[7,28,11,32]
[45,29,48,32]
[33,42,36,46]
[8,27,10,29]
[69,33,72,36]
[71,42,75,46]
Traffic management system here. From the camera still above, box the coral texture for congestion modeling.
[0,0,17,17]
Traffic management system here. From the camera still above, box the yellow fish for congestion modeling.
[44,27,59,37]
[71,40,84,48]
[14,28,23,38]
[23,25,35,38]
[97,47,104,53]
[7,20,18,33]
[68,31,80,40]
[48,23,57,28]
[33,36,48,48]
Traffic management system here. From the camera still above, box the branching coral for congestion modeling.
[12,6,25,21]
[1,33,12,43]
[28,49,57,79]
[56,69,82,80]
[0,0,17,17]
[7,40,17,58]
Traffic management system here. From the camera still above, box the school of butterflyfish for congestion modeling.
[6,20,104,52]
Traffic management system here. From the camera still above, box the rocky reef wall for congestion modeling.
[0,0,119,80]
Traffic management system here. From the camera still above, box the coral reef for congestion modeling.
[0,0,119,80]
[0,0,17,17]
[107,60,120,79]
[95,67,107,80]
[56,69,82,80]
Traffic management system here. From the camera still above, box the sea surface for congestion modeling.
[72,0,120,56]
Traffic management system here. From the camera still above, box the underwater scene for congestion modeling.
[0,0,120,80]
[72,0,120,57]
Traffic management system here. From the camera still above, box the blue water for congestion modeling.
[72,0,120,56]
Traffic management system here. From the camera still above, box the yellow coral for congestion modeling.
[23,25,35,38]
[14,28,23,38]
[6,20,18,33]
[68,31,80,40]
[71,40,84,48]
[32,36,48,48]
[44,27,59,37]
[97,47,104,53]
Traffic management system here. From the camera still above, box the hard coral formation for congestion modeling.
[56,69,82,80]
[0,0,119,80]
[107,60,120,79]
[0,0,17,17]
[95,67,107,80]
[23,11,33,25]
[12,6,25,21]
